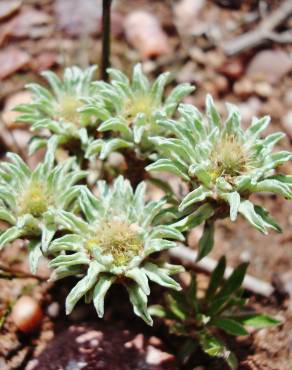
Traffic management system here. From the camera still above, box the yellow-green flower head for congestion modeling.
[49,176,185,325]
[15,66,108,156]
[85,64,195,160]
[147,95,292,257]
[0,153,87,271]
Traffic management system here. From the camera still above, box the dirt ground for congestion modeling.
[0,0,291,369]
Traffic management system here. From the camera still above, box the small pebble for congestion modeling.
[47,302,60,318]
[11,296,43,333]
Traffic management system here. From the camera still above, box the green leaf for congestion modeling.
[234,313,282,329]
[206,256,226,299]
[254,205,282,233]
[178,339,198,364]
[197,220,215,261]
[211,317,248,336]
[148,304,167,318]
[199,330,238,369]
[217,262,248,299]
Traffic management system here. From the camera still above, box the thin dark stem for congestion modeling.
[101,0,113,81]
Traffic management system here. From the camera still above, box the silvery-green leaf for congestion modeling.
[150,72,170,103]
[132,63,149,93]
[0,226,22,248]
[238,200,267,234]
[254,205,282,233]
[66,261,103,314]
[126,268,150,295]
[149,225,184,241]
[28,240,42,274]
[143,262,181,291]
[253,179,292,199]
[85,139,104,158]
[146,159,190,181]
[220,192,240,221]
[171,203,215,232]
[246,116,270,140]
[0,209,16,224]
[188,163,212,187]
[127,284,153,325]
[206,94,221,128]
[93,274,116,317]
[98,117,132,138]
[144,239,176,257]
[179,186,212,212]
[100,138,134,159]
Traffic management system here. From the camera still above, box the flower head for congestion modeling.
[85,64,194,160]
[0,153,87,271]
[15,66,107,156]
[49,176,184,325]
[147,95,292,256]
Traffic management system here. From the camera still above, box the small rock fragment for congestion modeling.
[10,296,43,333]
[0,0,21,21]
[146,345,175,365]
[0,47,30,80]
[54,0,102,37]
[76,330,103,344]
[174,0,205,34]
[2,91,32,128]
[124,11,171,59]
[47,302,60,318]
[282,111,292,139]
[247,50,292,84]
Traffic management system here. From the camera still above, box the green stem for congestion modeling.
[101,0,113,81]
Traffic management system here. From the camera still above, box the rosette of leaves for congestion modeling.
[147,95,292,259]
[150,257,281,369]
[0,153,87,272]
[48,176,185,325]
[85,64,195,160]
[15,66,108,157]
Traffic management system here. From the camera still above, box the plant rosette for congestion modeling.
[147,95,292,259]
[48,176,185,325]
[15,66,108,157]
[85,64,195,160]
[0,153,87,272]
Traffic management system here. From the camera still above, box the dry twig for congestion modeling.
[223,0,292,55]
[169,245,274,297]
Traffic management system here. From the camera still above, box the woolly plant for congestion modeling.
[48,176,184,325]
[0,153,86,272]
[147,96,292,259]
[15,66,107,157]
[85,64,194,160]
[0,63,289,369]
